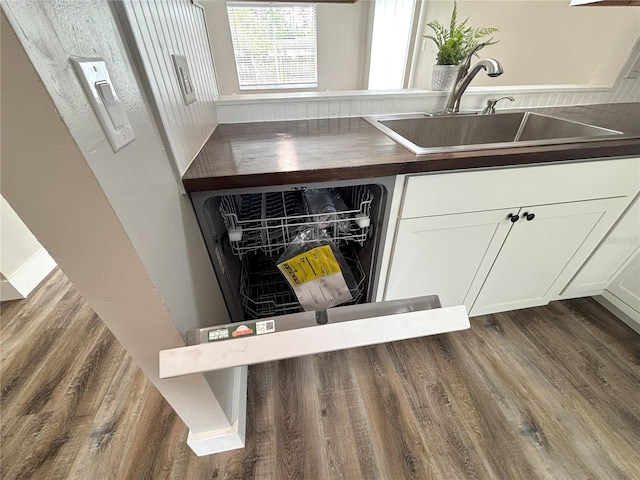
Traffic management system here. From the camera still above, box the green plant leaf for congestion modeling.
[422,0,499,65]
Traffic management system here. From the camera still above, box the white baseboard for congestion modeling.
[187,366,248,456]
[595,292,640,335]
[1,248,56,301]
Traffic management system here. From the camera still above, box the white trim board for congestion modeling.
[187,366,248,456]
[1,248,56,301]
[213,84,621,123]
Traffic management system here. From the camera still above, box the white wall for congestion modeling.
[0,196,56,300]
[203,0,371,94]
[1,197,46,278]
[1,1,243,453]
[412,0,640,89]
[2,0,226,336]
[205,0,639,94]
[214,32,640,123]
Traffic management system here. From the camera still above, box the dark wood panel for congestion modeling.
[2,269,640,478]
[183,103,640,191]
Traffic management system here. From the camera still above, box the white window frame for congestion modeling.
[368,0,416,90]
[226,2,318,91]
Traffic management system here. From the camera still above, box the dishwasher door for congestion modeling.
[159,296,469,378]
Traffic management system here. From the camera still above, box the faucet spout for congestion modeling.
[443,48,503,114]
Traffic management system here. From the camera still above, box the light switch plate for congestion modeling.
[71,58,136,152]
[624,52,640,80]
[172,54,197,106]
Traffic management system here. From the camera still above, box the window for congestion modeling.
[226,3,318,90]
[368,0,416,90]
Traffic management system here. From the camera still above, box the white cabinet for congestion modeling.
[599,253,640,334]
[562,194,640,297]
[384,158,640,317]
[471,198,628,315]
[385,209,512,310]
[607,256,640,314]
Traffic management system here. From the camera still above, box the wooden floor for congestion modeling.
[2,268,639,479]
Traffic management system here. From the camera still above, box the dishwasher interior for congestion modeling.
[191,178,394,324]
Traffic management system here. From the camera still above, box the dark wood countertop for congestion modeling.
[183,103,640,192]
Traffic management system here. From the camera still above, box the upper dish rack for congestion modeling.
[218,186,374,257]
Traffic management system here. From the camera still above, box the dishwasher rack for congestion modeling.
[219,186,374,257]
[239,250,366,319]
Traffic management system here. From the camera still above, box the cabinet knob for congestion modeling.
[507,213,519,223]
[523,212,535,221]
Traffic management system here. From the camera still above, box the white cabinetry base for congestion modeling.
[187,423,245,457]
[595,292,640,335]
[187,366,248,456]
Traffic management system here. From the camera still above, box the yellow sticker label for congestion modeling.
[277,245,342,286]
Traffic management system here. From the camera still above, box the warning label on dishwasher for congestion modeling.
[207,320,276,342]
[278,245,342,285]
[277,245,352,311]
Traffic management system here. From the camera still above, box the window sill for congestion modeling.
[215,85,609,106]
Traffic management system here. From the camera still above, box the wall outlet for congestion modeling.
[172,54,197,105]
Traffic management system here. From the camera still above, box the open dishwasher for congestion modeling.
[159,178,470,378]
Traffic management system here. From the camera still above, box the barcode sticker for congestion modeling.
[207,321,275,342]
[256,319,276,335]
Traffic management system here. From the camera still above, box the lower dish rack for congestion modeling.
[219,186,374,257]
[239,249,367,319]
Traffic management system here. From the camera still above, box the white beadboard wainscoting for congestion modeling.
[215,80,639,124]
[116,0,219,177]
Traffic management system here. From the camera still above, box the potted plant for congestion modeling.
[424,1,499,91]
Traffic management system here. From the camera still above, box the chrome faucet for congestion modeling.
[444,44,504,114]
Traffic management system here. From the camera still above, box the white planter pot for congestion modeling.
[432,64,459,91]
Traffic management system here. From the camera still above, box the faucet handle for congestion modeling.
[483,96,514,114]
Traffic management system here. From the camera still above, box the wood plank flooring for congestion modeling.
[2,268,639,479]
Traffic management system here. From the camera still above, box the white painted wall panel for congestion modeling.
[121,0,219,175]
[413,1,640,89]
[1,5,238,447]
[1,196,45,276]
[0,196,56,300]
[214,36,640,123]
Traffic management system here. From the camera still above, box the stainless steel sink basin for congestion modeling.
[365,112,622,154]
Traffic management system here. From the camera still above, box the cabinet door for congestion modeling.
[385,209,513,310]
[471,197,629,316]
[562,195,640,297]
[606,254,640,314]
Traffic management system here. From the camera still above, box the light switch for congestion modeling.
[95,81,125,128]
[172,54,197,106]
[71,58,135,152]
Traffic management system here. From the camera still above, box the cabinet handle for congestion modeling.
[523,212,535,221]
[507,213,519,223]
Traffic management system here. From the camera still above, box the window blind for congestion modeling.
[226,3,318,90]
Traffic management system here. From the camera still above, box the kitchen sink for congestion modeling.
[365,112,622,154]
